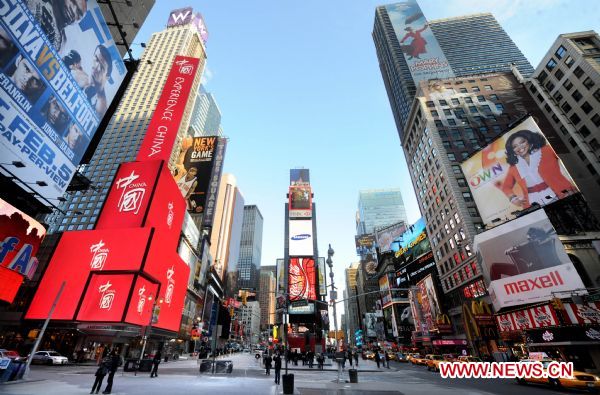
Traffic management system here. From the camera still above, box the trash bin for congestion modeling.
[349,368,358,383]
[282,373,294,394]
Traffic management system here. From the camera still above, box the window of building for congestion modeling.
[426,101,435,107]
[459,88,468,93]
[563,80,573,91]
[472,86,480,92]
[447,153,456,161]
[495,103,505,112]
[570,113,581,125]
[561,101,572,113]
[564,55,575,67]
[545,81,555,91]
[553,90,564,102]
[462,192,473,202]
[579,126,591,138]
[443,141,451,149]
[489,94,498,101]
[594,89,600,103]
[443,109,452,116]
[537,70,548,83]
[465,97,474,104]
[439,99,448,106]
[572,89,583,102]
[546,58,558,71]
[573,66,584,78]
[555,45,567,59]
[435,120,444,127]
[554,68,565,80]
[457,178,467,187]
[583,77,596,90]
[590,138,600,151]
[469,106,477,113]
[431,110,439,117]
[592,113,600,127]
[455,140,465,148]
[484,85,493,91]
[447,119,457,126]
[452,165,462,175]
[582,101,593,114]
[468,207,479,217]
[451,98,460,105]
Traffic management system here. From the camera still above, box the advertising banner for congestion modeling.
[416,274,442,333]
[124,276,160,326]
[564,302,600,325]
[354,234,375,256]
[392,218,430,266]
[461,116,579,226]
[276,258,285,311]
[318,257,327,296]
[289,220,313,256]
[496,304,559,332]
[0,198,46,279]
[364,312,377,338]
[384,1,454,84]
[167,7,194,27]
[289,185,312,218]
[172,136,219,214]
[26,227,152,320]
[395,250,437,287]
[76,274,134,322]
[136,56,201,162]
[0,0,126,205]
[475,209,587,309]
[288,257,316,302]
[290,169,309,186]
[202,137,226,228]
[0,265,24,303]
[379,275,392,308]
[375,222,406,254]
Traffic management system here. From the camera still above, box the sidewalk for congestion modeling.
[276,357,398,373]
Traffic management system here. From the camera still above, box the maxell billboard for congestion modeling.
[0,0,126,205]
[461,116,579,227]
[474,209,586,310]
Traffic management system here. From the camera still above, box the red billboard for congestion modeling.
[95,160,162,230]
[124,276,160,326]
[26,227,152,320]
[136,56,201,162]
[288,186,312,218]
[76,274,135,322]
[0,265,23,303]
[0,198,46,279]
[288,258,316,302]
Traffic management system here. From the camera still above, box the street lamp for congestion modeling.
[326,244,339,351]
[136,294,161,376]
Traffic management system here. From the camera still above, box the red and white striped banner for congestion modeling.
[496,304,559,332]
[564,302,600,325]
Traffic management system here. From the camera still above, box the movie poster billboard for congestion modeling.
[0,0,126,205]
[288,257,316,302]
[172,136,222,214]
[318,257,327,296]
[289,220,313,256]
[276,258,285,311]
[355,234,375,256]
[0,198,46,279]
[392,218,430,266]
[474,209,586,310]
[364,312,377,338]
[384,1,454,84]
[289,185,312,218]
[416,274,442,332]
[379,275,392,308]
[375,222,406,253]
[461,116,579,226]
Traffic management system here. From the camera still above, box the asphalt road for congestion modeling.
[0,354,580,395]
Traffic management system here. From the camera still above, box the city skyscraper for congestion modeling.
[356,189,407,235]
[258,270,276,331]
[45,11,207,233]
[525,31,600,219]
[237,205,264,291]
[344,262,361,346]
[189,85,223,137]
[373,3,534,138]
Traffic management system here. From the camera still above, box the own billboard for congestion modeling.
[172,136,222,214]
[461,116,579,226]
[392,218,430,266]
[384,1,454,84]
[0,198,46,279]
[375,222,406,254]
[288,257,316,302]
[289,185,312,218]
[0,0,126,205]
[289,220,313,256]
[474,209,586,310]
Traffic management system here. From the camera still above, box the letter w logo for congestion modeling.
[171,11,191,23]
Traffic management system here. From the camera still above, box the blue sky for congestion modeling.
[131,0,599,320]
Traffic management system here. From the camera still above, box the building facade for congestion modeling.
[524,31,600,219]
[373,5,534,139]
[239,301,261,345]
[357,189,407,235]
[344,263,361,346]
[258,270,276,331]
[237,205,264,291]
[189,85,223,137]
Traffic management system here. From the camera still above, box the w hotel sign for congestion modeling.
[168,7,194,27]
[26,57,201,333]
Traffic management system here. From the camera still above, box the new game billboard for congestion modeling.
[460,116,579,226]
[288,257,316,302]
[0,0,126,205]
[392,218,430,266]
[173,136,222,214]
[474,209,586,310]
[384,1,454,84]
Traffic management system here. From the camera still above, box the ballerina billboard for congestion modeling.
[384,1,454,84]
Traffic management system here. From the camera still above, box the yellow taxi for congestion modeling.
[457,356,482,363]
[364,350,375,360]
[426,355,444,371]
[516,359,600,391]
[408,353,422,364]
[413,354,431,366]
[427,354,455,372]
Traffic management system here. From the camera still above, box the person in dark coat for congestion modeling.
[374,350,381,369]
[273,353,282,385]
[150,350,162,378]
[347,350,353,367]
[353,350,359,367]
[265,354,272,375]
[90,357,110,394]
[102,350,120,394]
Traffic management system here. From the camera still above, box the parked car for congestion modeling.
[516,359,600,391]
[0,349,23,361]
[30,351,69,365]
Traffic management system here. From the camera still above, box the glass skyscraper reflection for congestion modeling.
[357,189,407,235]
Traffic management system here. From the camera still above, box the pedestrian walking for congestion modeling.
[347,350,353,367]
[384,351,390,369]
[353,350,359,367]
[316,353,323,370]
[150,350,161,378]
[102,349,120,394]
[265,354,272,375]
[374,350,381,369]
[90,357,110,394]
[274,353,282,385]
[308,351,314,368]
